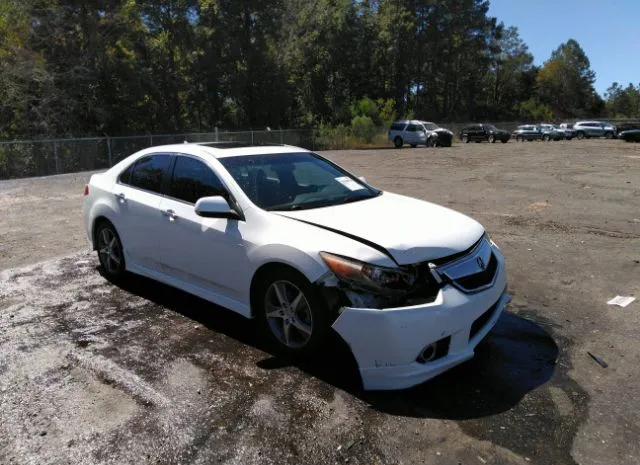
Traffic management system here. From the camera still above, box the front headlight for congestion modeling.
[320,252,417,295]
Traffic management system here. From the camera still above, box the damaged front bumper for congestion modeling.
[331,256,509,391]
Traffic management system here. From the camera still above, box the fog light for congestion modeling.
[417,342,438,363]
[416,336,451,364]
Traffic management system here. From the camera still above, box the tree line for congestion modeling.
[0,0,637,140]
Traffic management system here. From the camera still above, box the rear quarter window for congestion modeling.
[127,154,171,194]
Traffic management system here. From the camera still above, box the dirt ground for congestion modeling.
[1,139,639,465]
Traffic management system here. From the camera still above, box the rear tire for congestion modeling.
[410,144,417,148]
[393,136,403,148]
[95,220,126,279]
[501,139,508,143]
[543,134,550,142]
[255,268,330,356]
[576,131,585,140]
[461,135,469,144]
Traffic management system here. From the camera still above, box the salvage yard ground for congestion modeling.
[1,140,639,465]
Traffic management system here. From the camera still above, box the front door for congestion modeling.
[157,155,252,307]
[113,153,171,270]
[405,124,419,144]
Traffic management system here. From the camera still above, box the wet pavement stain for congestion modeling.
[104,268,589,464]
[1,256,590,465]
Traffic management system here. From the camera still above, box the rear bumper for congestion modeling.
[332,251,509,390]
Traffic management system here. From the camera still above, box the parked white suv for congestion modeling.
[83,142,509,390]
[388,120,454,148]
[573,121,616,139]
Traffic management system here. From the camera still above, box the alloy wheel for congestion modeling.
[264,280,313,349]
[98,227,122,275]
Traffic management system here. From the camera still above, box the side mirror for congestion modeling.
[195,196,240,220]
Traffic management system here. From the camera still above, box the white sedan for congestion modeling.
[83,142,510,390]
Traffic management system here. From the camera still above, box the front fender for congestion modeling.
[248,243,327,283]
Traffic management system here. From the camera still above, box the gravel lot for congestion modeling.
[1,140,639,465]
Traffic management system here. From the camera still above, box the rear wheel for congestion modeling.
[501,138,508,143]
[95,221,126,279]
[543,134,550,142]
[604,132,614,139]
[256,268,330,356]
[410,144,417,148]
[576,131,585,140]
[461,135,469,143]
[393,136,403,148]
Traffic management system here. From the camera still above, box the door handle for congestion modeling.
[162,209,177,221]
[115,192,126,203]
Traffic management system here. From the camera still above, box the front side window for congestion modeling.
[169,156,226,204]
[219,152,380,211]
[406,124,418,132]
[126,154,171,194]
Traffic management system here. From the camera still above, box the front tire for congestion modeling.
[488,135,496,143]
[576,131,585,140]
[95,221,126,279]
[393,136,403,148]
[256,268,330,356]
[543,134,550,142]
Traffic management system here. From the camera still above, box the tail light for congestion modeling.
[83,185,89,196]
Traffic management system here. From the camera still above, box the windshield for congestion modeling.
[423,123,439,130]
[219,152,381,211]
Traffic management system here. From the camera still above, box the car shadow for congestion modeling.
[102,269,558,421]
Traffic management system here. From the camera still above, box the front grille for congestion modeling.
[469,298,500,341]
[454,252,498,291]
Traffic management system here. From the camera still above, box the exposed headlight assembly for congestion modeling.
[320,252,417,295]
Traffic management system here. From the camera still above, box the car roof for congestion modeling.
[393,120,436,125]
[135,142,307,159]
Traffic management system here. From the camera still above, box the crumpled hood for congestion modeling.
[279,192,485,265]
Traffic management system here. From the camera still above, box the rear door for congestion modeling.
[478,125,488,141]
[157,154,251,304]
[588,123,603,137]
[112,153,171,270]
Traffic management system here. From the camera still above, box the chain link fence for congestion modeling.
[2,120,638,180]
[0,129,315,180]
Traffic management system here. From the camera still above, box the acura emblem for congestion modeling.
[476,256,486,270]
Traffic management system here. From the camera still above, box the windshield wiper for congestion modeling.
[341,194,376,205]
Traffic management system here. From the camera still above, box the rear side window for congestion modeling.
[118,164,134,184]
[127,154,171,194]
[390,123,405,131]
[169,156,226,204]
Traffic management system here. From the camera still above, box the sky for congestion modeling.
[487,0,640,96]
